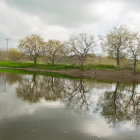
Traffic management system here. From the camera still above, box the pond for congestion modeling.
[0,71,140,140]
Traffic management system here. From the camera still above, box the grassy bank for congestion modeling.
[0,67,77,79]
[0,61,117,70]
[1,62,140,83]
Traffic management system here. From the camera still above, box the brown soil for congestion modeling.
[61,69,140,83]
[3,67,140,83]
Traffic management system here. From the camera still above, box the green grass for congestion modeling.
[0,61,77,70]
[0,68,76,79]
[0,61,117,70]
[84,64,117,70]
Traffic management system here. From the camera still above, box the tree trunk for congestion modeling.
[116,49,120,70]
[113,82,119,126]
[51,59,55,67]
[81,61,84,70]
[34,57,37,67]
[134,59,136,73]
[32,72,37,84]
[117,58,120,70]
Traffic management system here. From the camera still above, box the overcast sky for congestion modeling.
[0,0,140,53]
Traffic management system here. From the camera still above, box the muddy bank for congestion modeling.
[0,67,140,83]
[61,69,140,83]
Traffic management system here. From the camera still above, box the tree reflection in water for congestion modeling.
[16,73,43,103]
[0,72,23,92]
[41,75,66,101]
[96,82,140,127]
[63,79,92,113]
[15,73,140,127]
[16,74,92,113]
[0,72,23,85]
[16,73,66,103]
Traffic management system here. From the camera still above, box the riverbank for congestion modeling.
[0,61,140,83]
[0,66,140,83]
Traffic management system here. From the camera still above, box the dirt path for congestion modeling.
[1,67,140,83]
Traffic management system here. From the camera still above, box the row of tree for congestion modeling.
[17,25,140,72]
[18,33,95,70]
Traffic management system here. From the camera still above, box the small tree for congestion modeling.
[101,26,129,69]
[0,49,6,60]
[126,33,140,72]
[8,48,22,61]
[46,40,65,66]
[67,33,96,70]
[18,34,46,66]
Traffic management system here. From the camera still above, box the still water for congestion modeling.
[0,71,140,140]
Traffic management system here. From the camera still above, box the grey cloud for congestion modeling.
[4,0,101,28]
[122,0,140,11]
[3,0,140,28]
[2,0,140,49]
[125,0,140,5]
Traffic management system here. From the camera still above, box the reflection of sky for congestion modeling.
[88,84,116,115]
[0,84,63,121]
[0,80,114,139]
[0,76,6,92]
[0,73,140,140]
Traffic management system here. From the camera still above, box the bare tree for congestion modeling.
[18,34,46,66]
[67,33,96,70]
[101,26,129,69]
[46,40,66,66]
[126,33,140,72]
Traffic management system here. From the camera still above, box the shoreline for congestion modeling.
[0,66,140,83]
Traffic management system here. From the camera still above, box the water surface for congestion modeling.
[0,71,140,140]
